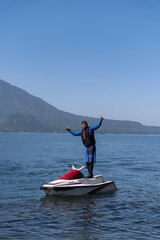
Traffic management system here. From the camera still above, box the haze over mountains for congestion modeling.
[0,79,160,134]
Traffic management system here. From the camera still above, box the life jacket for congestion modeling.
[81,127,95,146]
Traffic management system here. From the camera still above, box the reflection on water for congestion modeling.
[40,193,117,240]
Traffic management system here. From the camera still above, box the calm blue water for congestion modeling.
[0,133,160,240]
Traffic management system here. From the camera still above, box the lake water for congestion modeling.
[0,133,160,240]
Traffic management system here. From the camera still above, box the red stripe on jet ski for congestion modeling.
[46,182,82,186]
[59,182,82,186]
[46,182,62,185]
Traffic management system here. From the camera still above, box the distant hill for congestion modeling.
[0,79,160,134]
[0,112,46,133]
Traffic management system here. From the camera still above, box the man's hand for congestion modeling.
[65,126,70,131]
[99,115,104,121]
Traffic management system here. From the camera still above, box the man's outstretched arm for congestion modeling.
[89,116,104,134]
[66,126,81,136]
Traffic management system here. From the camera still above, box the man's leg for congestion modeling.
[86,145,95,178]
[86,162,94,178]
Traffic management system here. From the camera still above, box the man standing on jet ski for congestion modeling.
[65,116,104,178]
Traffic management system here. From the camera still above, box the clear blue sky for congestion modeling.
[0,0,160,126]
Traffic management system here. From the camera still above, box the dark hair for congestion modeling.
[81,121,88,125]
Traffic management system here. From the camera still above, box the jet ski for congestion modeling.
[40,165,117,196]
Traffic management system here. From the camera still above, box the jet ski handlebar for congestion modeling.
[68,165,87,171]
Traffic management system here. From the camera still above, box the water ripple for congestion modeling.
[0,134,160,239]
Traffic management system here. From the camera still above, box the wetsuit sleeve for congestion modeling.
[89,119,103,135]
[68,129,81,136]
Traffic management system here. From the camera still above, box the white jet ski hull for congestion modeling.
[43,182,116,196]
[41,178,116,196]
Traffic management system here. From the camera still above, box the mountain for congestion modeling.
[0,112,45,132]
[0,79,160,134]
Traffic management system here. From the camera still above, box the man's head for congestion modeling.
[81,121,88,130]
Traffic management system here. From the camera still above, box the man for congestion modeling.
[65,116,103,178]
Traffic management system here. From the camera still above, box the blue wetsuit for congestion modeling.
[69,119,102,137]
[69,119,103,163]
